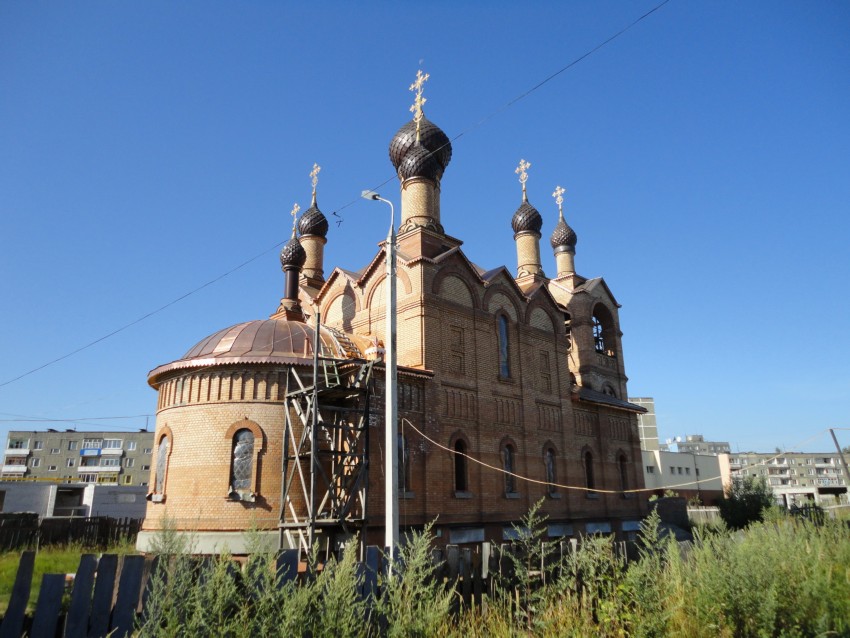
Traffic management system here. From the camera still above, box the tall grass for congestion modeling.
[134,513,850,637]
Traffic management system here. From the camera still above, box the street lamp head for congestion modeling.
[361,190,381,201]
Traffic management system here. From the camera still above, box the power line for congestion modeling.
[0,1,672,390]
[318,0,673,224]
[0,241,283,390]
[403,418,844,495]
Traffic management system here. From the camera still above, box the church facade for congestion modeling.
[137,75,647,553]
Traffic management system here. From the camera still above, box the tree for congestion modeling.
[718,475,774,530]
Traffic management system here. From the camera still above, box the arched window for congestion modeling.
[544,447,557,495]
[398,434,410,493]
[592,305,617,357]
[584,450,595,492]
[502,443,516,494]
[154,435,170,495]
[497,315,510,378]
[592,315,605,354]
[618,453,629,493]
[454,439,468,493]
[602,384,617,398]
[230,429,255,498]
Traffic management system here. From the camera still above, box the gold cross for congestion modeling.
[553,185,565,216]
[309,163,321,202]
[409,69,429,140]
[290,203,300,238]
[515,159,531,199]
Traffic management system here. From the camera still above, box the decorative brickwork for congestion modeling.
[140,110,648,553]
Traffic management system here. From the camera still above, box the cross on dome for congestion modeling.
[310,163,321,191]
[290,203,300,238]
[309,163,321,203]
[553,185,565,217]
[515,159,531,201]
[409,69,430,141]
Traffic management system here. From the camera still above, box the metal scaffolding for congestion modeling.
[279,352,374,556]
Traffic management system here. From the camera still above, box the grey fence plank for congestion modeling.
[459,548,472,608]
[110,555,145,638]
[363,546,380,602]
[30,573,66,638]
[276,549,300,586]
[138,556,158,615]
[446,545,460,615]
[471,551,483,608]
[65,554,98,638]
[88,553,118,638]
[0,550,35,638]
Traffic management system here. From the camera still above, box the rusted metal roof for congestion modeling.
[148,319,362,386]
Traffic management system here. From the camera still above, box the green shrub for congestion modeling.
[717,475,773,530]
[375,522,455,638]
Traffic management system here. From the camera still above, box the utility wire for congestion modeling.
[0,241,283,389]
[403,418,846,495]
[0,0,671,389]
[328,0,672,222]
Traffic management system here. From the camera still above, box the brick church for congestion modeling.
[137,73,647,554]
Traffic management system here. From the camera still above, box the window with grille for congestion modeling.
[230,429,254,493]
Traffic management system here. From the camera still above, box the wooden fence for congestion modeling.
[0,515,141,552]
[0,539,638,638]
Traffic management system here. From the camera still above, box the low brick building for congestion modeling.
[137,75,648,554]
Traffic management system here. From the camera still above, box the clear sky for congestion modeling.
[1,1,849,454]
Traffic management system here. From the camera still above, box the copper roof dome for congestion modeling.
[511,200,543,235]
[298,202,329,238]
[280,236,307,268]
[148,319,362,385]
[550,216,577,250]
[389,117,452,181]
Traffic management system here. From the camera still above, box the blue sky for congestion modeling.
[1,1,848,454]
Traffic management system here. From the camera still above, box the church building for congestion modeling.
[136,73,647,554]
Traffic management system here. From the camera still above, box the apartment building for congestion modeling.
[729,452,848,506]
[2,430,154,487]
[677,434,731,456]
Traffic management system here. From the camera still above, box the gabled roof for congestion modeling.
[573,276,621,308]
[432,246,488,283]
[314,267,362,304]
[479,265,529,300]
[522,278,564,312]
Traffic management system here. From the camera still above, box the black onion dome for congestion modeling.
[550,217,577,250]
[398,141,444,181]
[280,236,307,269]
[511,201,543,235]
[298,204,329,238]
[389,117,452,179]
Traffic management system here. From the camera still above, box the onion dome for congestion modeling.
[147,319,363,385]
[511,200,543,235]
[389,117,452,181]
[550,215,577,250]
[297,200,329,238]
[397,140,444,181]
[280,236,307,269]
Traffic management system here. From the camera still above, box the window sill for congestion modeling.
[400,491,415,500]
[586,492,600,500]
[227,490,256,503]
[505,492,520,499]
[454,491,473,499]
[548,492,562,500]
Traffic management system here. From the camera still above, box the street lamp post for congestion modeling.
[362,190,399,562]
